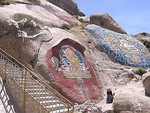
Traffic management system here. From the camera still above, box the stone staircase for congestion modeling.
[0,48,74,113]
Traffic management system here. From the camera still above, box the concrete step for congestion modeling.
[6,69,22,77]
[16,80,37,84]
[0,61,14,70]
[0,60,5,66]
[46,105,67,112]
[28,92,50,97]
[51,108,69,113]
[26,85,42,89]
[13,77,33,83]
[15,81,38,88]
[26,88,45,93]
[40,100,60,106]
[6,66,22,72]
[34,96,55,101]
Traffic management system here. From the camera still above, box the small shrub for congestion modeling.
[27,0,41,5]
[82,23,89,29]
[0,19,10,27]
[0,0,11,5]
[0,19,5,24]
[76,23,89,30]
[140,32,149,36]
[13,13,44,26]
[61,23,71,30]
[134,68,147,76]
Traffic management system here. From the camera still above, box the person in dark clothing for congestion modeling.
[106,88,114,104]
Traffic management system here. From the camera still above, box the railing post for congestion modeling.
[72,104,74,113]
[23,69,27,113]
[4,61,7,83]
[21,70,24,86]
[68,104,69,113]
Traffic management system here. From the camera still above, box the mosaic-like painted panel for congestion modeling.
[86,24,150,68]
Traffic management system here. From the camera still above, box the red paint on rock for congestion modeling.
[46,39,102,103]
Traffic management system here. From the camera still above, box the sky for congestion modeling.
[76,0,150,35]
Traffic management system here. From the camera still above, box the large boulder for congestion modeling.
[86,24,150,68]
[37,28,103,103]
[47,0,78,16]
[142,72,150,96]
[90,13,127,34]
[78,16,90,23]
[135,33,150,52]
[0,18,102,103]
[113,92,150,113]
[0,18,51,66]
[0,2,80,28]
[0,1,145,105]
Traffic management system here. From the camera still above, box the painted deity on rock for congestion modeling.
[46,39,102,103]
[51,45,91,83]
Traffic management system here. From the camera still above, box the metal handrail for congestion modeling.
[0,48,74,112]
[0,77,15,113]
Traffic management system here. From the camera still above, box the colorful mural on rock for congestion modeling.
[86,24,150,68]
[46,39,102,103]
[51,45,91,81]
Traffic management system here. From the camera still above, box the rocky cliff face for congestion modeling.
[47,0,78,16]
[90,13,127,34]
[4,0,81,28]
[135,33,150,52]
[0,0,150,112]
[78,13,127,34]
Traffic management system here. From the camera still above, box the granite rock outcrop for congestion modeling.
[90,13,127,34]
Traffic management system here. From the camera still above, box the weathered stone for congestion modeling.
[135,32,150,37]
[79,16,90,23]
[113,92,150,113]
[0,18,52,66]
[74,100,102,113]
[1,1,147,107]
[90,13,127,34]
[0,18,102,103]
[136,36,150,52]
[0,2,80,28]
[142,72,150,96]
[78,11,85,16]
[86,24,150,68]
[120,111,133,113]
[37,28,103,103]
[47,0,79,16]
